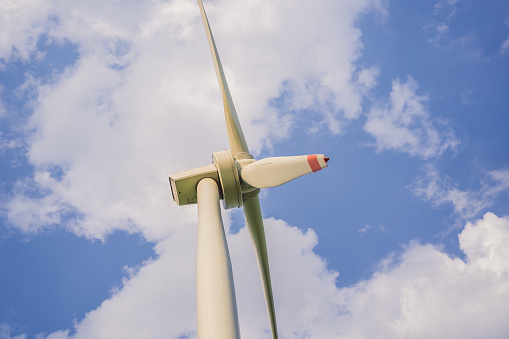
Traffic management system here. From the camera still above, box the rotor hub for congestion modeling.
[212,149,243,209]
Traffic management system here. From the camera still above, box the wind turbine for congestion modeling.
[169,1,329,338]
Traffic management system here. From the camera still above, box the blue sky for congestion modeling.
[1,0,509,338]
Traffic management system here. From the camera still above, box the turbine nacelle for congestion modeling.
[169,150,329,209]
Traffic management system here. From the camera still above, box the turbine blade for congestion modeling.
[198,0,250,158]
[240,154,329,188]
[243,194,278,339]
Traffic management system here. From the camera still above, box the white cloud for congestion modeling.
[3,0,387,240]
[0,133,20,154]
[411,165,509,219]
[501,36,509,55]
[428,0,462,49]
[358,224,371,235]
[426,2,495,61]
[357,223,386,236]
[357,66,380,90]
[9,1,509,338]
[0,0,51,62]
[364,76,458,158]
[0,88,6,117]
[31,212,509,338]
[333,212,509,339]
[35,218,337,339]
[42,227,198,339]
[232,218,340,338]
[0,324,26,339]
[460,212,509,275]
[425,22,450,47]
[499,12,509,55]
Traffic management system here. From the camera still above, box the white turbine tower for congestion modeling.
[169,1,329,338]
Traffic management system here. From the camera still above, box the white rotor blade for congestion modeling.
[198,0,250,157]
[243,194,278,339]
[240,154,329,188]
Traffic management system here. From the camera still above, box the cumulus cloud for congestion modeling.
[364,76,458,158]
[3,0,387,240]
[30,213,509,338]
[35,218,336,339]
[7,1,509,338]
[0,0,52,62]
[333,212,509,339]
[411,165,509,219]
[0,323,26,339]
[40,227,198,339]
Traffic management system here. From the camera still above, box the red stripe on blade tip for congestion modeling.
[307,154,322,173]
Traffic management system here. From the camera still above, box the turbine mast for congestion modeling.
[196,178,240,338]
